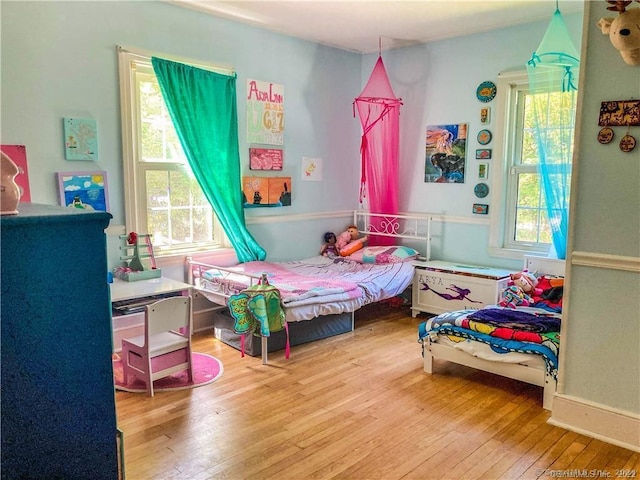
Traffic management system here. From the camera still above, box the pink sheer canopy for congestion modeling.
[354,56,402,245]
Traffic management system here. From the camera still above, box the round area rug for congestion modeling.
[112,352,223,393]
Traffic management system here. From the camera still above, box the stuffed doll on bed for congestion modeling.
[335,225,368,257]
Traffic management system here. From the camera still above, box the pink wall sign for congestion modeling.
[249,148,283,170]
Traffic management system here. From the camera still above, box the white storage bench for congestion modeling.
[411,261,513,317]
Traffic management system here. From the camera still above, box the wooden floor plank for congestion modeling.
[115,304,638,479]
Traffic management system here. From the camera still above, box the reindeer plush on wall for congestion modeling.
[597,0,640,65]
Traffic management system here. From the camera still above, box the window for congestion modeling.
[118,48,230,255]
[489,71,574,259]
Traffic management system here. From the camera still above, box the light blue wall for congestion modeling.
[0,0,361,262]
[562,2,640,415]
[364,12,583,270]
[1,1,584,268]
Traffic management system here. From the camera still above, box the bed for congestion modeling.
[418,255,565,410]
[186,211,432,362]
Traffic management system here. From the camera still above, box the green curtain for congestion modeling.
[152,57,266,262]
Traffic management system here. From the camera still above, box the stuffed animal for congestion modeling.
[597,0,640,66]
[319,232,338,257]
[509,270,542,297]
[336,225,368,257]
[499,285,533,309]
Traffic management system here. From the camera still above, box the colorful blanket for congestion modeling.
[529,275,563,313]
[419,306,561,376]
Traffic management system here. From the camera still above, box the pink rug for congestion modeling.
[113,352,223,393]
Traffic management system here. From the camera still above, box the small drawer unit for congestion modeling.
[412,261,512,317]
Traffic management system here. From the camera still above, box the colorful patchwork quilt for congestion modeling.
[419,306,561,377]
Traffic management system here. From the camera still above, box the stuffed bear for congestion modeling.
[499,285,533,309]
[336,225,368,257]
[597,0,640,66]
[509,270,542,297]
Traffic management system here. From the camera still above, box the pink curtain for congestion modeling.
[354,56,402,245]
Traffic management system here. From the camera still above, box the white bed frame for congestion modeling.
[186,210,433,363]
[423,255,565,410]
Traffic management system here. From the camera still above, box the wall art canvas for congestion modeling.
[0,144,31,202]
[598,100,640,127]
[424,124,467,183]
[247,79,284,145]
[242,176,291,207]
[473,203,489,215]
[480,107,491,124]
[249,148,283,170]
[475,148,492,160]
[63,117,98,160]
[301,156,322,181]
[478,162,489,180]
[57,171,109,211]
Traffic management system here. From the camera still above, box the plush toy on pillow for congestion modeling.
[509,270,542,296]
[336,225,368,257]
[499,285,533,309]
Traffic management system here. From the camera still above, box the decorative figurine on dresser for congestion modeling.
[1,203,120,479]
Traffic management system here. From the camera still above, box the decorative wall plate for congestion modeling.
[476,81,497,103]
[474,182,489,198]
[620,134,637,153]
[597,127,614,144]
[477,129,492,145]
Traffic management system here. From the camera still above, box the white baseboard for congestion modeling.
[549,394,640,452]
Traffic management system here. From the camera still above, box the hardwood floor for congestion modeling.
[116,304,639,480]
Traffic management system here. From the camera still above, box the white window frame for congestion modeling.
[117,46,233,256]
[488,70,551,260]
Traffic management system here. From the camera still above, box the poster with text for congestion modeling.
[249,148,283,170]
[247,79,284,145]
[242,176,291,207]
[424,123,467,183]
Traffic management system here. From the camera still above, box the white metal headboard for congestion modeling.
[353,211,432,260]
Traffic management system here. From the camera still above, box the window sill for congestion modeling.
[488,245,553,262]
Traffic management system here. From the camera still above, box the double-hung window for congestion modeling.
[489,71,573,259]
[118,48,230,255]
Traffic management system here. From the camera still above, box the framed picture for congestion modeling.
[57,171,109,212]
[475,148,492,160]
[249,148,283,170]
[63,117,98,161]
[472,203,489,215]
[478,162,489,180]
[424,123,467,183]
[480,107,491,124]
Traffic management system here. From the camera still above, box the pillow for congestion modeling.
[349,246,419,264]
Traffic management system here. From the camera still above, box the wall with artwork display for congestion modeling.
[2,1,583,264]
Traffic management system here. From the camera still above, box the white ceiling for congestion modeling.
[169,0,584,54]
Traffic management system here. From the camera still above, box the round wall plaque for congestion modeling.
[597,127,614,144]
[476,81,497,103]
[474,182,490,198]
[620,134,637,153]
[477,129,492,145]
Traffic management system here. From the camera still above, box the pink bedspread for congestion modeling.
[201,256,414,308]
